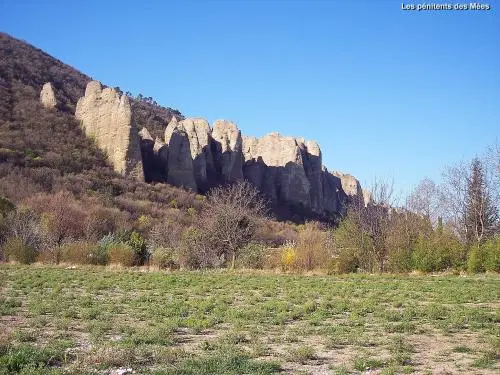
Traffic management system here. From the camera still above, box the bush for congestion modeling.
[467,245,484,273]
[151,247,178,269]
[128,231,147,265]
[88,243,109,265]
[412,234,461,273]
[3,207,44,253]
[203,181,268,268]
[2,237,37,264]
[178,227,220,269]
[483,236,500,272]
[36,247,60,264]
[468,236,500,273]
[148,219,183,251]
[295,222,329,271]
[236,243,266,269]
[329,248,359,274]
[108,243,135,267]
[0,196,15,216]
[280,242,297,271]
[60,241,97,264]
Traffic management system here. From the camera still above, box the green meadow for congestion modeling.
[0,265,498,374]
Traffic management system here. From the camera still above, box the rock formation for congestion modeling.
[40,82,57,109]
[164,117,215,191]
[165,126,197,191]
[212,120,244,183]
[74,83,363,221]
[75,81,143,180]
[243,133,311,210]
[332,171,363,199]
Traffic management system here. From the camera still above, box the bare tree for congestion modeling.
[203,181,268,268]
[439,161,469,242]
[348,177,396,272]
[484,140,500,216]
[407,178,439,223]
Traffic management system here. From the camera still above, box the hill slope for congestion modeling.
[0,32,363,225]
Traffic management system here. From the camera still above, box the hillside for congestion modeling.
[0,32,366,224]
[0,33,206,234]
[0,32,310,257]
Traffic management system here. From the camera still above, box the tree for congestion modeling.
[439,161,470,242]
[407,178,439,223]
[348,177,397,272]
[203,181,268,268]
[465,158,498,245]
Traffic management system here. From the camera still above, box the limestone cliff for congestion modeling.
[212,120,244,183]
[242,133,311,210]
[75,81,143,180]
[75,83,363,221]
[164,117,215,191]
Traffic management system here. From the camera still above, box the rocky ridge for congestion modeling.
[50,79,367,221]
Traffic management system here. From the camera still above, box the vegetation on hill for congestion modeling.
[0,32,498,273]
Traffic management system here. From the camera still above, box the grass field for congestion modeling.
[0,265,498,374]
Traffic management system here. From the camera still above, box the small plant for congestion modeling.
[353,356,385,371]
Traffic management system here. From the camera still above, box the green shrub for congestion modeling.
[468,237,500,273]
[2,237,37,264]
[128,231,147,265]
[236,243,266,269]
[467,245,483,273]
[482,236,500,272]
[60,241,97,265]
[151,247,178,269]
[108,243,135,267]
[329,248,359,274]
[0,197,15,216]
[88,243,109,265]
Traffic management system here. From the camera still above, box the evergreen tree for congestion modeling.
[465,158,498,245]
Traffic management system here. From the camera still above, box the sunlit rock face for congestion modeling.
[75,81,143,180]
[40,82,57,109]
[212,119,244,184]
[75,83,362,221]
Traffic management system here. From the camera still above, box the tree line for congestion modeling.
[0,143,498,274]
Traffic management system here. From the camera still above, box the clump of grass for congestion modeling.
[287,345,316,363]
[0,296,22,315]
[0,343,67,373]
[353,356,385,371]
[471,350,497,369]
[452,345,473,353]
[12,329,37,343]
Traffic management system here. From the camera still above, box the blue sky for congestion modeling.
[1,0,499,196]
